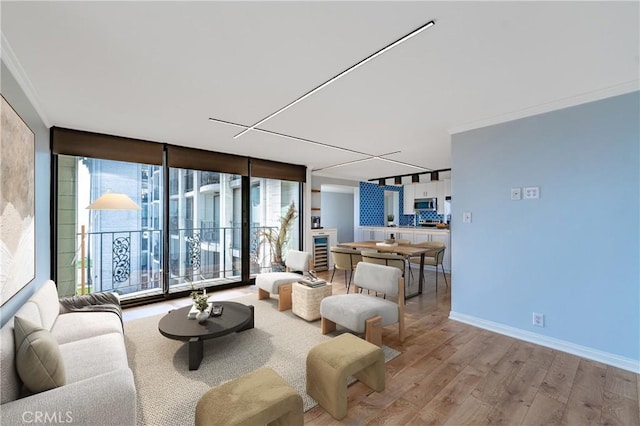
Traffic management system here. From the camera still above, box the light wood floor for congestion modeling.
[123,269,639,426]
[303,269,639,426]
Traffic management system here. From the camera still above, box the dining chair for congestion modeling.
[361,251,406,278]
[329,246,362,293]
[408,242,447,291]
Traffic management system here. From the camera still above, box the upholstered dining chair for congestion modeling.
[320,262,405,346]
[361,251,406,277]
[329,247,362,293]
[408,242,447,291]
[256,250,312,311]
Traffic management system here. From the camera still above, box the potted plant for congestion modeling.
[260,201,297,272]
[191,289,210,323]
[387,214,395,227]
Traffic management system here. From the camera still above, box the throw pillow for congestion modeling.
[13,316,66,393]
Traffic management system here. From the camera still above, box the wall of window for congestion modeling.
[56,155,163,298]
[52,127,306,303]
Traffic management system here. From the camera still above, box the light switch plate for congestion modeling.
[511,188,522,200]
[462,212,472,223]
[524,186,540,199]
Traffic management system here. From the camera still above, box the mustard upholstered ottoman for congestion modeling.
[306,333,385,420]
[195,367,303,426]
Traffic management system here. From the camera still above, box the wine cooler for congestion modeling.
[312,235,329,271]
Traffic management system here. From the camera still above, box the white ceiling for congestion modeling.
[2,1,638,183]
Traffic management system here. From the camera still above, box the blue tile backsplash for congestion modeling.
[359,182,442,226]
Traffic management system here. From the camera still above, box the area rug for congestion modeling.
[124,294,400,426]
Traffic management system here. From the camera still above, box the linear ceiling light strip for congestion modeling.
[233,20,436,139]
[312,157,377,172]
[314,151,425,173]
[209,117,366,156]
[209,117,432,173]
[252,128,364,155]
[374,156,429,171]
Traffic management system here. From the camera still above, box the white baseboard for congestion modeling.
[449,311,639,374]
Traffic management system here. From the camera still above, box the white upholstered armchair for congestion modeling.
[319,262,405,346]
[255,250,312,311]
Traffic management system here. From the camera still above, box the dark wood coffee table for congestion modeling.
[158,301,254,370]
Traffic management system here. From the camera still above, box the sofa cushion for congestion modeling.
[51,311,123,345]
[0,320,21,404]
[13,316,66,393]
[58,332,129,384]
[28,280,60,331]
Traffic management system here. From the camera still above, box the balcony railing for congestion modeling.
[77,225,278,300]
[78,229,164,297]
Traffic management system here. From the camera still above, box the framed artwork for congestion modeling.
[1,94,35,306]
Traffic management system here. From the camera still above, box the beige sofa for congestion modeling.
[0,280,136,425]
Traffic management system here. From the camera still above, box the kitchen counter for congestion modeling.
[374,225,450,232]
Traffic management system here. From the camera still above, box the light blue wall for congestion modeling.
[321,191,354,243]
[0,61,51,327]
[451,91,639,362]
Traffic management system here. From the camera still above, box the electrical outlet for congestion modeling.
[511,188,521,200]
[524,186,539,199]
[462,212,472,223]
[533,312,544,327]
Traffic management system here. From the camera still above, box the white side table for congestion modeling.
[292,283,332,321]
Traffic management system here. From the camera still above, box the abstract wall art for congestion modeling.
[1,95,35,306]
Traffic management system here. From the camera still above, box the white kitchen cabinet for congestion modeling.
[387,229,414,244]
[357,227,385,242]
[415,182,437,198]
[404,182,438,214]
[442,178,451,197]
[373,229,385,241]
[436,179,451,214]
[403,185,415,214]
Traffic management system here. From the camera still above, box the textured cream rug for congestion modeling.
[124,294,400,426]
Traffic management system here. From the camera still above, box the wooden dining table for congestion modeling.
[337,241,439,299]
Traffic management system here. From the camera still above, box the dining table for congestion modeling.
[337,241,439,299]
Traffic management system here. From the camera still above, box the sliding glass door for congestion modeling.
[249,177,301,276]
[56,155,163,299]
[167,168,244,293]
[52,128,306,304]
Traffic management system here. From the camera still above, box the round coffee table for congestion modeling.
[158,301,254,370]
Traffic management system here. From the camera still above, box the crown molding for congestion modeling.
[1,32,51,128]
[448,80,640,135]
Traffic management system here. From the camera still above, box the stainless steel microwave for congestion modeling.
[414,197,437,211]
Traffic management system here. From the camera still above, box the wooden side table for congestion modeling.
[292,283,332,321]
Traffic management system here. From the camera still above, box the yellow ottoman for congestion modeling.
[306,333,385,420]
[195,367,303,426]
